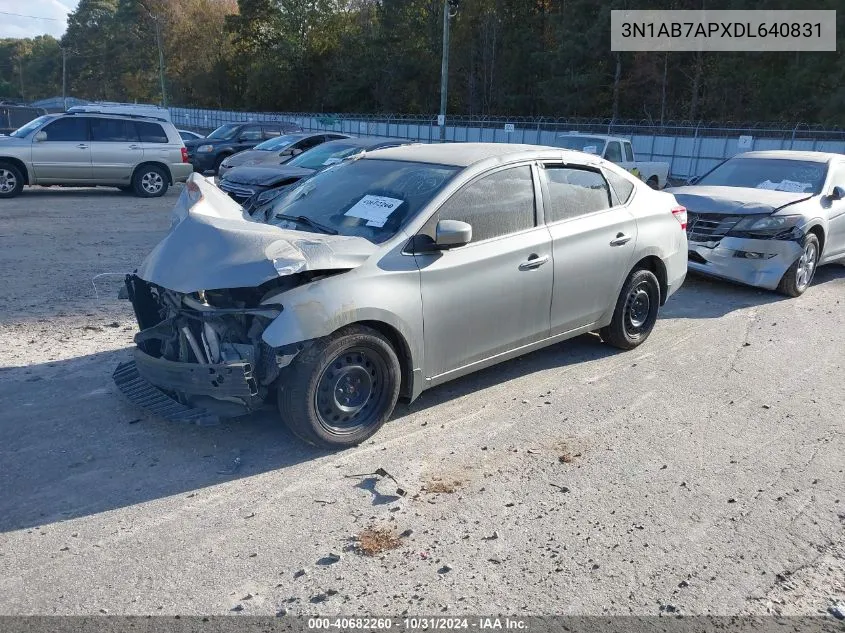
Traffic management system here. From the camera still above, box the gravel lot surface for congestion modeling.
[0,186,843,617]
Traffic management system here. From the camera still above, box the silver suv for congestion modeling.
[0,111,193,198]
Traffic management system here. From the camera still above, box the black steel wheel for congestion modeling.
[278,325,401,448]
[600,268,661,350]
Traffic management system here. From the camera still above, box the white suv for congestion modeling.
[0,110,193,198]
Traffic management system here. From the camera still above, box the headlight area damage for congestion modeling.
[113,173,376,424]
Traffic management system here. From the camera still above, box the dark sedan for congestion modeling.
[217,132,350,179]
[218,136,411,204]
[184,120,302,174]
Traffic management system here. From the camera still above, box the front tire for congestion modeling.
[132,165,169,198]
[600,268,661,350]
[0,162,25,198]
[646,176,659,190]
[278,325,401,448]
[777,233,819,297]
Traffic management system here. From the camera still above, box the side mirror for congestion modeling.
[34,131,47,142]
[278,148,293,156]
[291,148,303,156]
[435,219,472,249]
[829,185,844,201]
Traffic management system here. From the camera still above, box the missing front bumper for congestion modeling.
[113,360,219,425]
[132,349,260,400]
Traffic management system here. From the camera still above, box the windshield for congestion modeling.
[206,124,240,140]
[10,115,55,138]
[558,136,606,154]
[254,135,300,151]
[287,142,368,170]
[260,158,460,244]
[697,158,826,194]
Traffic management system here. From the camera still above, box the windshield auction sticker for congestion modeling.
[611,10,836,51]
[345,195,404,227]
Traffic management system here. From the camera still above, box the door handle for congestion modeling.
[76,144,89,149]
[129,144,141,150]
[610,232,632,247]
[519,254,550,270]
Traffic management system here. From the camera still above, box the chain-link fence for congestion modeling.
[169,108,845,179]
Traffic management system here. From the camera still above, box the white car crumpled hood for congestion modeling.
[136,173,377,293]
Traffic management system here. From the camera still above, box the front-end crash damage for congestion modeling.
[113,173,377,422]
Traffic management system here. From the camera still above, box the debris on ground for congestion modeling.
[317,553,342,565]
[438,564,453,574]
[355,527,403,556]
[423,478,462,494]
[293,568,307,579]
[345,467,407,497]
[549,483,570,493]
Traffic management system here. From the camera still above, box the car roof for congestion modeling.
[364,142,596,168]
[735,150,840,163]
[64,111,170,124]
[319,136,407,149]
[557,133,626,142]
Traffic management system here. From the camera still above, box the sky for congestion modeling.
[0,0,78,39]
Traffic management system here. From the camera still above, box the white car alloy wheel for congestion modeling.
[0,168,17,194]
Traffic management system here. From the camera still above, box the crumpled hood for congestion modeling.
[135,174,377,293]
[223,165,315,186]
[666,185,812,215]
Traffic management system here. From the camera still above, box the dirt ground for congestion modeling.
[0,185,843,617]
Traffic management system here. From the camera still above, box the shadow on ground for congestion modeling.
[0,331,615,533]
[661,265,845,319]
[2,263,842,533]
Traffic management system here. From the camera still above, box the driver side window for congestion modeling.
[438,166,536,243]
[604,142,623,163]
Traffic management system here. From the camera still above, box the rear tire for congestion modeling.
[777,233,819,297]
[132,165,169,198]
[600,268,661,350]
[277,325,401,448]
[0,162,25,198]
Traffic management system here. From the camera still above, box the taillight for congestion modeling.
[672,205,687,230]
[181,147,189,163]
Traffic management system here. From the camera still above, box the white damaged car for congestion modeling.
[668,150,845,296]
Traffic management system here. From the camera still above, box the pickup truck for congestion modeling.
[557,133,670,189]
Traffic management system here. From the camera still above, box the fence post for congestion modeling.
[789,122,800,150]
[690,120,703,178]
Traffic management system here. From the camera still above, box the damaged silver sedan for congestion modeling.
[116,143,688,447]
[668,151,845,296]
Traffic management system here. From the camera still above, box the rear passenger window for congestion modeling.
[91,118,138,142]
[438,166,536,243]
[136,122,168,143]
[543,166,611,223]
[605,170,636,204]
[624,143,634,162]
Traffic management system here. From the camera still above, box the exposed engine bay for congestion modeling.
[123,273,323,417]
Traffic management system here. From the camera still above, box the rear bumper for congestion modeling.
[189,152,218,174]
[170,163,193,183]
[688,236,802,290]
